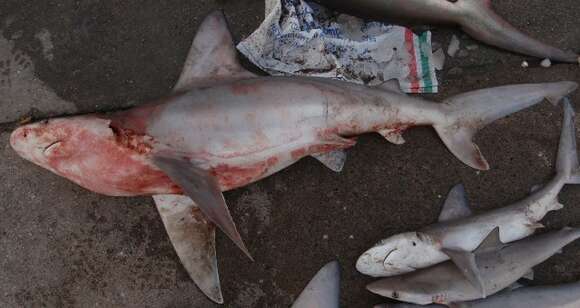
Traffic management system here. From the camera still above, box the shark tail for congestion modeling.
[434,82,578,170]
[556,98,580,184]
[458,0,579,63]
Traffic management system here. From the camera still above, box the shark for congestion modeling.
[378,280,580,308]
[357,99,580,292]
[8,10,578,303]
[313,0,580,63]
[366,227,580,305]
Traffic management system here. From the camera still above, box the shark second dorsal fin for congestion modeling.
[438,184,473,222]
[291,261,341,308]
[474,227,505,254]
[173,10,256,92]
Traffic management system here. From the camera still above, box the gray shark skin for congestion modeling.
[313,0,579,63]
[377,281,580,307]
[358,100,580,279]
[291,261,340,308]
[7,10,578,304]
[366,227,580,305]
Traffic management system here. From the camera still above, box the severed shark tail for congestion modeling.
[434,81,578,170]
[555,98,580,184]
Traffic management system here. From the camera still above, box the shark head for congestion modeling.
[356,231,442,276]
[10,115,173,196]
[366,276,435,305]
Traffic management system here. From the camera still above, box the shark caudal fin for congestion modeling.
[153,195,223,303]
[556,98,580,184]
[291,261,341,308]
[458,0,579,63]
[434,82,578,170]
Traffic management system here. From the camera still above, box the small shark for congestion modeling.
[8,10,578,303]
[313,0,580,63]
[366,227,580,305]
[376,280,580,308]
[291,261,341,308]
[357,99,580,291]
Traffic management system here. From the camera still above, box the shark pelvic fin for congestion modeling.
[438,184,472,222]
[379,128,406,145]
[441,248,486,298]
[312,150,347,172]
[152,154,252,260]
[291,261,341,308]
[173,10,256,92]
[153,195,222,303]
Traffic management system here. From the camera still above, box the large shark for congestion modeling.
[366,227,580,305]
[313,0,580,63]
[8,10,578,303]
[357,99,580,285]
[375,280,580,308]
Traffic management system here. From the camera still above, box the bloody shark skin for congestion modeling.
[313,0,580,63]
[8,11,579,304]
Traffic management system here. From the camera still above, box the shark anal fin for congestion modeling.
[173,10,256,92]
[153,195,222,303]
[152,154,252,260]
[312,150,347,172]
[438,184,472,222]
[442,248,486,298]
[291,261,341,308]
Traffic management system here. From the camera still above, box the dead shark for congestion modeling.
[357,99,580,286]
[291,261,341,308]
[8,10,578,303]
[376,280,580,308]
[366,227,580,305]
[313,0,579,63]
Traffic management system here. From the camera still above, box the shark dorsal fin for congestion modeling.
[291,261,341,308]
[474,227,505,254]
[438,184,472,222]
[173,10,256,92]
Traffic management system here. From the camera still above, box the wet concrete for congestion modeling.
[0,0,579,307]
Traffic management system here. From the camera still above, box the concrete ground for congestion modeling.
[1,0,579,307]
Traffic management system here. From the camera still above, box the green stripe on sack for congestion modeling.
[418,32,434,93]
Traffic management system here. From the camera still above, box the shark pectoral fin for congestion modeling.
[312,150,347,172]
[152,154,252,260]
[441,248,486,298]
[153,195,222,303]
[438,184,472,222]
[173,10,257,92]
[291,261,341,308]
[378,128,406,145]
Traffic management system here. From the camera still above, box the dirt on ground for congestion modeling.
[1,1,579,307]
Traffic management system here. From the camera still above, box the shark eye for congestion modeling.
[412,241,417,246]
[392,291,399,299]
